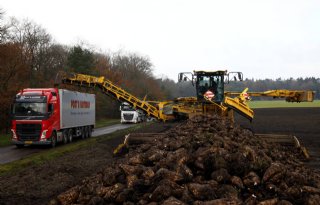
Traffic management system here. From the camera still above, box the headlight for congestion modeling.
[11,129,17,139]
[41,130,48,139]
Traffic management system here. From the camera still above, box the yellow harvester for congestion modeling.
[57,70,314,157]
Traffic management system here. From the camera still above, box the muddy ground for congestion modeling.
[0,107,318,205]
[0,123,178,205]
[235,107,320,168]
[55,113,320,205]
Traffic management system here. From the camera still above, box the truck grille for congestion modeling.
[123,114,134,121]
[16,123,42,141]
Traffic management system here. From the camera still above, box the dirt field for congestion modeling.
[0,122,178,205]
[0,107,318,204]
[235,107,320,168]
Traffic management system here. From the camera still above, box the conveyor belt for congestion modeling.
[60,73,168,120]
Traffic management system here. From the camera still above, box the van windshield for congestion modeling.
[13,103,47,116]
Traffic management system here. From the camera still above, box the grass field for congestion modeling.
[0,123,146,176]
[0,118,120,147]
[0,134,11,147]
[95,118,119,128]
[248,100,320,109]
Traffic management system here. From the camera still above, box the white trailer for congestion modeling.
[60,89,95,129]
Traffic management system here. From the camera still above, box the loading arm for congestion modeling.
[56,72,172,121]
[225,89,315,102]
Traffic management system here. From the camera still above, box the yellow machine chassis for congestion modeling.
[58,72,314,122]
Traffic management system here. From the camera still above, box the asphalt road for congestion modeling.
[0,123,134,165]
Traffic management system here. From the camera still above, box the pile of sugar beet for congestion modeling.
[53,115,320,205]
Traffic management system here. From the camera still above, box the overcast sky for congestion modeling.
[1,0,319,81]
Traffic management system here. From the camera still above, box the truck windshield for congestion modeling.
[121,105,135,111]
[13,103,47,116]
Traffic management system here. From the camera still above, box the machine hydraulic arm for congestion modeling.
[225,89,315,102]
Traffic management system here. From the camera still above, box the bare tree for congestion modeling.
[40,43,68,85]
[0,42,30,132]
[7,18,53,86]
[0,8,8,43]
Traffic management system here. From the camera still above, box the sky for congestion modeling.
[1,0,320,81]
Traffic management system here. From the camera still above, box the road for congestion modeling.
[0,123,134,164]
[91,123,133,137]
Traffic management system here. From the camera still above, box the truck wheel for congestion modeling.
[84,127,89,138]
[63,131,68,144]
[81,127,86,139]
[50,132,57,148]
[88,127,92,138]
[16,144,24,148]
[68,129,73,143]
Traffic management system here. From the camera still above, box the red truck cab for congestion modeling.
[11,88,95,148]
[11,88,61,147]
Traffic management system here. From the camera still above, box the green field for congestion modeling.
[95,118,119,128]
[0,134,11,147]
[248,100,320,109]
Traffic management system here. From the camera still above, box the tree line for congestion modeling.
[0,9,319,132]
[0,10,172,132]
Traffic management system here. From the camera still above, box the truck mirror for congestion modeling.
[178,72,194,82]
[178,73,183,82]
[227,72,243,83]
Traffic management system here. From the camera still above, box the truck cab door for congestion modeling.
[48,104,54,116]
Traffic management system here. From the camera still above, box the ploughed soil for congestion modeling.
[0,122,178,205]
[0,107,318,204]
[235,107,320,168]
[54,111,320,204]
